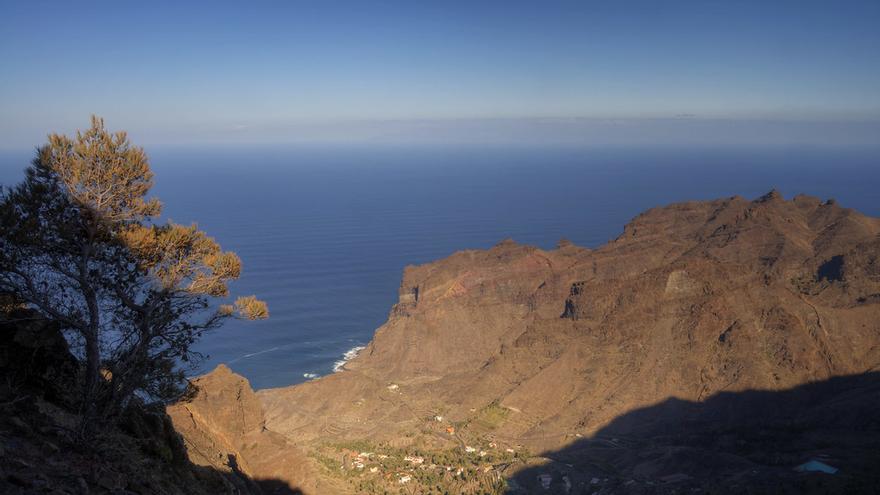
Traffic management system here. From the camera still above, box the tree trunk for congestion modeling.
[108,317,151,416]
[79,235,102,437]
[80,296,102,436]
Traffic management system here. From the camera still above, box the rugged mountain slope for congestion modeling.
[167,365,339,494]
[0,310,281,495]
[252,192,880,492]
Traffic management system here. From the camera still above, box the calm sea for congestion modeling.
[2,145,878,389]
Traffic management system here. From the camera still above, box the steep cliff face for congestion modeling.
[167,365,336,494]
[254,192,880,492]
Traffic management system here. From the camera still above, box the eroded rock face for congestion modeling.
[258,193,880,454]
[0,309,81,408]
[168,364,329,494]
[238,192,880,492]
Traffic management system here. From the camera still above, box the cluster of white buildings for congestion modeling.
[343,440,521,489]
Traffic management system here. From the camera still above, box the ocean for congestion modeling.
[2,145,878,389]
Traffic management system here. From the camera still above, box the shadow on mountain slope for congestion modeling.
[224,454,304,494]
[253,479,304,495]
[0,308,306,495]
[506,372,880,494]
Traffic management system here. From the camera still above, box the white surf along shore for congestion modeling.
[222,341,367,382]
[301,344,366,380]
[332,345,366,373]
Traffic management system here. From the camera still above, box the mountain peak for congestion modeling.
[255,192,880,493]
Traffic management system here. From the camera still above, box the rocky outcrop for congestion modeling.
[0,310,241,495]
[0,308,77,407]
[167,365,334,494]
[256,192,880,491]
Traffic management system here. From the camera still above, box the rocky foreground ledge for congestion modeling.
[176,192,880,494]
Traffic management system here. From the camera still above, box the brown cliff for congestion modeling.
[167,365,339,494]
[251,192,879,492]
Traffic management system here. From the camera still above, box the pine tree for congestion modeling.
[0,116,267,436]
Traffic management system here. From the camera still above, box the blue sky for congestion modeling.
[1,0,879,147]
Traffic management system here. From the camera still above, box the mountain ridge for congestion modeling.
[259,191,878,442]
[179,191,880,493]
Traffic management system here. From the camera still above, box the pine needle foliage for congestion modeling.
[0,116,267,436]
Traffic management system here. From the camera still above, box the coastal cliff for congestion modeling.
[178,192,880,494]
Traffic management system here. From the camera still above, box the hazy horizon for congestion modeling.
[6,145,873,389]
[3,117,880,152]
